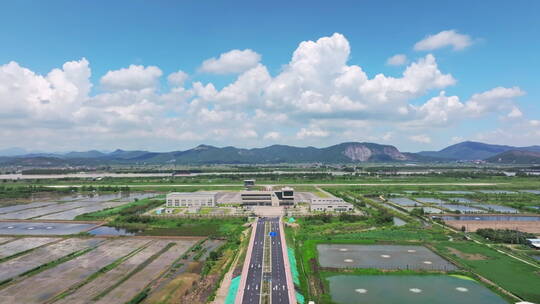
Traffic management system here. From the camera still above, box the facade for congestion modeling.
[240,187,295,206]
[310,198,354,212]
[244,179,256,189]
[166,192,217,208]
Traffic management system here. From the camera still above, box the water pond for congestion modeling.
[0,222,97,235]
[438,191,475,194]
[478,190,517,194]
[473,204,519,213]
[449,197,476,204]
[388,198,421,207]
[88,226,136,236]
[415,197,446,204]
[437,215,540,221]
[317,244,456,271]
[393,217,407,226]
[440,204,486,213]
[327,274,507,304]
[521,190,540,195]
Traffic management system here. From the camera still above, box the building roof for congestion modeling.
[167,191,218,196]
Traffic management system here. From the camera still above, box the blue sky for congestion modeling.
[0,0,538,152]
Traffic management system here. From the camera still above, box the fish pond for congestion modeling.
[317,244,456,271]
[388,198,422,207]
[0,222,97,235]
[415,197,446,204]
[326,274,507,304]
[438,215,540,221]
[88,226,136,236]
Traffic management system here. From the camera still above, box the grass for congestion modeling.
[432,241,540,303]
[113,216,247,237]
[74,197,163,220]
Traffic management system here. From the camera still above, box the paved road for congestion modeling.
[242,218,265,304]
[241,217,291,304]
[269,218,290,304]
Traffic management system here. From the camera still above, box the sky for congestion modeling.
[0,0,539,153]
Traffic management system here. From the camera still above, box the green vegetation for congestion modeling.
[75,197,163,220]
[288,186,540,303]
[432,241,540,302]
[476,229,536,244]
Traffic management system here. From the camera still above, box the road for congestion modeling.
[269,218,290,304]
[238,217,295,304]
[241,218,265,304]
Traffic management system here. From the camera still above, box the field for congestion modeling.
[0,193,155,221]
[0,172,538,303]
[0,237,198,304]
[432,241,540,303]
[287,183,540,304]
[445,219,540,233]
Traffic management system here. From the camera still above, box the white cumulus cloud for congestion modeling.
[0,33,530,151]
[100,65,162,91]
[414,30,473,51]
[167,70,188,87]
[199,49,261,74]
[386,54,407,66]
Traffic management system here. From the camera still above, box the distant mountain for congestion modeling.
[418,141,540,160]
[0,147,32,157]
[486,150,540,164]
[63,150,107,159]
[0,142,422,166]
[2,141,540,167]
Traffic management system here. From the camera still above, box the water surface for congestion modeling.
[327,275,507,304]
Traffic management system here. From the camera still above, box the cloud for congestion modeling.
[263,131,280,140]
[167,70,188,87]
[386,54,407,66]
[464,86,524,117]
[296,127,329,139]
[0,33,529,151]
[409,134,431,143]
[409,87,525,128]
[100,65,162,91]
[414,30,473,51]
[199,49,261,74]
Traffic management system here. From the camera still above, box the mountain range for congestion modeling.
[0,141,539,166]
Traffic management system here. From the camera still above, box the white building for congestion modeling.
[166,192,218,208]
[240,187,295,206]
[527,239,540,249]
[310,198,354,212]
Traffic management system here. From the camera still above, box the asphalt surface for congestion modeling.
[241,217,291,304]
[269,218,290,304]
[242,218,265,304]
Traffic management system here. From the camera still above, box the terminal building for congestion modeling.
[240,187,295,207]
[166,192,218,208]
[309,198,354,212]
